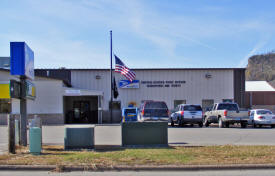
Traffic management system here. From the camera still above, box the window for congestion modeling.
[109,101,121,110]
[0,99,11,113]
[222,99,233,103]
[174,100,186,108]
[183,105,202,111]
[202,99,214,111]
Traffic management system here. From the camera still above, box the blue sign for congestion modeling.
[119,80,139,88]
[10,42,34,80]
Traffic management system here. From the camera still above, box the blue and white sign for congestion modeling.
[119,80,139,89]
[10,42,34,80]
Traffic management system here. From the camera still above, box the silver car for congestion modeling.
[170,104,203,127]
[249,109,275,128]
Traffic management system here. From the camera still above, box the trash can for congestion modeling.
[29,127,42,155]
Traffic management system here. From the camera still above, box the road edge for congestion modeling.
[1,164,275,172]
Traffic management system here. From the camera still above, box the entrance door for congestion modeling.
[73,101,90,123]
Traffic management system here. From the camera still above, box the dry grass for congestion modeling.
[1,145,275,166]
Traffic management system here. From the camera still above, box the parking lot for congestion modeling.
[1,124,275,154]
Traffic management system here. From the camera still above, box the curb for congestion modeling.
[1,164,275,172]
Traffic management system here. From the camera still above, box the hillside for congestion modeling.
[246,52,275,88]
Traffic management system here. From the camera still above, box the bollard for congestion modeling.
[8,114,15,154]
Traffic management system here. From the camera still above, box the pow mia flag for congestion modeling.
[113,77,119,99]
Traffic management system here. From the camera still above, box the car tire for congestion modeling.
[253,123,257,128]
[198,122,203,127]
[241,122,247,128]
[259,124,262,128]
[218,118,224,128]
[204,117,209,127]
[171,119,174,127]
[190,124,194,127]
[271,125,275,128]
[225,122,230,128]
[177,118,182,127]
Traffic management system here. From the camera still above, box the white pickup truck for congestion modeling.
[203,103,250,128]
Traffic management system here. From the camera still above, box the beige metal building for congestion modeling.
[0,67,245,124]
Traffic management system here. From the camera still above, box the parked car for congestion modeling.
[170,104,203,127]
[137,101,169,122]
[203,102,249,128]
[249,109,275,128]
[122,107,138,122]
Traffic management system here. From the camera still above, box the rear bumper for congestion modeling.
[254,120,275,125]
[142,117,169,122]
[223,117,249,123]
[182,118,202,123]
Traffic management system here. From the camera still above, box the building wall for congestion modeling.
[11,78,64,114]
[244,91,275,108]
[71,69,235,110]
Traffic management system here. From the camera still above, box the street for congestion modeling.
[0,169,275,176]
[1,125,275,154]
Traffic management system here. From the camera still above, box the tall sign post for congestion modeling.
[10,42,35,146]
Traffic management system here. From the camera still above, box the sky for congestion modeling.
[0,0,275,69]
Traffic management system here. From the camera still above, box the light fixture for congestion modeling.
[205,73,212,79]
[95,75,101,79]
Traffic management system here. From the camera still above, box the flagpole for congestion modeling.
[110,30,113,123]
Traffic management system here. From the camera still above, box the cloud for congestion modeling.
[237,38,269,67]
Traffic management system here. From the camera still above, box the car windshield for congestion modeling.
[145,102,168,109]
[257,110,272,115]
[217,104,238,111]
[183,105,202,111]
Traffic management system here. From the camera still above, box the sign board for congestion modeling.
[10,42,34,80]
[65,89,81,95]
[10,80,21,99]
[119,80,139,89]
[24,80,36,100]
[0,84,10,99]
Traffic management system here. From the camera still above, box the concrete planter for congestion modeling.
[64,125,95,150]
[121,122,168,147]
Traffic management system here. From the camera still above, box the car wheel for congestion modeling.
[259,124,262,128]
[177,118,182,127]
[198,122,203,127]
[253,123,257,128]
[190,124,194,127]
[204,117,209,127]
[171,119,174,127]
[271,125,275,128]
[218,118,224,128]
[225,122,230,128]
[241,122,247,128]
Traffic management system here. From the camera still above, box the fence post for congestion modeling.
[8,114,15,154]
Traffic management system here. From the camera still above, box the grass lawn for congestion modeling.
[0,145,275,167]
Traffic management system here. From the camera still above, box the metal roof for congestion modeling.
[36,68,246,71]
[246,81,275,92]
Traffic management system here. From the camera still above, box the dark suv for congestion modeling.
[138,101,169,121]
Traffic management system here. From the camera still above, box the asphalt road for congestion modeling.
[1,124,275,154]
[1,170,275,176]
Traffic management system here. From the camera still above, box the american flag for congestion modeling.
[114,55,136,82]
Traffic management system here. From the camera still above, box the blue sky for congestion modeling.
[0,0,275,69]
